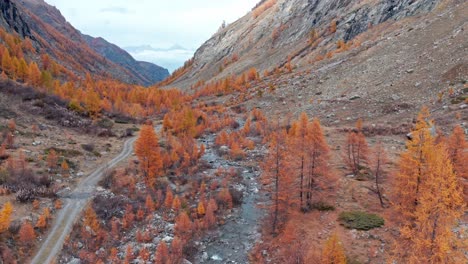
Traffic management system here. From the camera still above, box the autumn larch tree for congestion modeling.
[145,194,155,212]
[446,125,468,202]
[28,61,42,87]
[291,112,309,209]
[0,202,13,233]
[174,211,193,242]
[171,236,184,264]
[83,206,100,234]
[392,108,466,263]
[19,221,36,246]
[393,142,465,263]
[124,245,134,264]
[393,107,434,217]
[61,160,69,174]
[172,195,181,211]
[164,186,174,209]
[0,141,6,159]
[85,88,102,119]
[135,124,163,185]
[322,233,346,264]
[343,119,369,175]
[36,214,47,230]
[204,202,216,228]
[261,129,294,234]
[139,247,150,262]
[47,149,58,170]
[304,118,331,210]
[155,241,170,264]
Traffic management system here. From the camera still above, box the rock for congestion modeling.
[349,95,361,100]
[202,252,209,261]
[67,258,81,264]
[77,171,85,177]
[162,235,173,242]
[219,146,229,152]
[32,141,42,146]
[391,94,400,101]
[77,242,84,249]
[460,104,467,109]
[406,69,414,73]
[211,255,223,261]
[181,259,192,264]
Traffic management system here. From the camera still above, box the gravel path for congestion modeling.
[30,136,136,264]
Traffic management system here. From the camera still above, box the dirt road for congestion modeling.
[30,136,136,264]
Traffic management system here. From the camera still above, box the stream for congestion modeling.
[194,132,265,264]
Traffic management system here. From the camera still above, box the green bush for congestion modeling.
[311,201,335,211]
[338,211,384,230]
[98,118,114,129]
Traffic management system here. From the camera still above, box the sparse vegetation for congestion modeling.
[338,211,385,231]
[252,0,277,18]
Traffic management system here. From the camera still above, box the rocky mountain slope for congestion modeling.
[0,0,31,38]
[83,35,169,86]
[2,0,168,86]
[170,0,452,89]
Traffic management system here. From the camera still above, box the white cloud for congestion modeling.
[99,7,131,14]
[44,0,258,69]
[129,48,194,72]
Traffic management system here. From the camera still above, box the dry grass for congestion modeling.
[252,0,277,19]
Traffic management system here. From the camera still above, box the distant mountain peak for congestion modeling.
[5,0,168,86]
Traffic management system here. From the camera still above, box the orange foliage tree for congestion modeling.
[47,149,58,170]
[393,108,433,216]
[135,124,162,185]
[155,241,170,264]
[343,119,369,175]
[83,206,100,234]
[171,236,184,263]
[290,114,331,210]
[304,118,330,210]
[174,212,193,242]
[446,125,468,202]
[0,202,13,233]
[164,186,174,209]
[392,108,466,263]
[261,129,294,234]
[322,233,346,264]
[18,221,36,246]
[35,214,47,230]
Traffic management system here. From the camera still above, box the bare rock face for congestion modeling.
[172,0,441,89]
[0,0,32,38]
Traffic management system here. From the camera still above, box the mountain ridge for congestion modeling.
[169,0,444,89]
[82,34,169,86]
[3,0,168,86]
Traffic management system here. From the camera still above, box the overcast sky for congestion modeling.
[44,0,258,71]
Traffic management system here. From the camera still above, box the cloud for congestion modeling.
[44,0,258,69]
[99,6,131,14]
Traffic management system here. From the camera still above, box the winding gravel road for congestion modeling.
[30,136,136,264]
